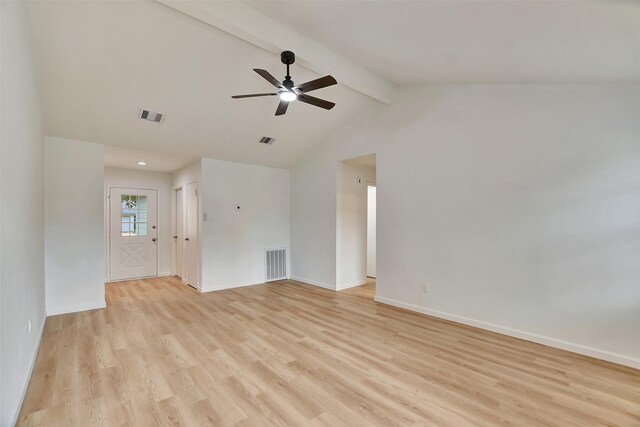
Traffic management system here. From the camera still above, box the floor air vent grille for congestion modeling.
[266,248,287,282]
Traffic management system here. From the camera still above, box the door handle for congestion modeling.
[173,235,178,239]
[152,238,157,242]
[185,237,190,241]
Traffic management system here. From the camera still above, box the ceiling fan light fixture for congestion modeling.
[279,91,297,102]
[231,51,337,116]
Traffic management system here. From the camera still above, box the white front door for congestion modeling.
[184,182,198,289]
[109,188,158,281]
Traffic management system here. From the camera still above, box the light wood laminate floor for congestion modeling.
[17,277,640,426]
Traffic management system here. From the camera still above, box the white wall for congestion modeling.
[104,167,173,278]
[367,185,377,278]
[336,161,375,289]
[290,158,337,289]
[0,2,46,425]
[45,137,105,316]
[200,159,290,291]
[291,84,640,368]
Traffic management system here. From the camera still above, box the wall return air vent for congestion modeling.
[265,248,287,282]
[258,136,276,145]
[138,109,164,123]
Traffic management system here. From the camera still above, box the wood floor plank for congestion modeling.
[16,276,640,426]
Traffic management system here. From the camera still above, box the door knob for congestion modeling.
[152,238,157,242]
[185,237,190,241]
[173,235,178,239]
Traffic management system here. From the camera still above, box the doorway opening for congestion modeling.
[367,184,376,279]
[336,153,376,299]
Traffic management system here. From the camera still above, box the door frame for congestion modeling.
[107,185,160,282]
[366,182,377,279]
[172,185,183,278]
[172,182,199,289]
[184,181,200,290]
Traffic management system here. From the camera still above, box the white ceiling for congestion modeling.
[248,1,640,84]
[104,145,193,173]
[27,1,377,172]
[28,1,640,173]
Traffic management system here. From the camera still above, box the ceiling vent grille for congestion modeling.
[258,136,276,145]
[139,109,164,123]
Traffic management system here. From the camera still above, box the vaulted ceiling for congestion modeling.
[27,1,640,172]
[27,1,378,171]
[250,1,640,84]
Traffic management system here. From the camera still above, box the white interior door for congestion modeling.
[367,185,377,278]
[175,188,183,278]
[109,188,158,281]
[184,182,199,289]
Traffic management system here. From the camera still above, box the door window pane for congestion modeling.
[120,195,148,237]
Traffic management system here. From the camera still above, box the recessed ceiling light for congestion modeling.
[137,161,147,166]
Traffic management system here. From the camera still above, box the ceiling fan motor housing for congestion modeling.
[281,50,295,65]
[283,78,294,89]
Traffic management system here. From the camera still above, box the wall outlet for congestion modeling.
[422,283,429,293]
[28,319,32,333]
[203,213,208,222]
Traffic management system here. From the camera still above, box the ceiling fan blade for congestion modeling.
[297,94,335,110]
[253,69,284,89]
[294,75,337,93]
[275,99,289,116]
[231,93,277,99]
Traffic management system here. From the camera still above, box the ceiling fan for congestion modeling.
[232,51,337,116]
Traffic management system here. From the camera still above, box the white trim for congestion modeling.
[46,300,106,317]
[158,271,172,277]
[11,316,46,427]
[200,280,265,293]
[337,279,367,291]
[184,180,200,290]
[374,296,640,369]
[106,274,157,283]
[290,276,335,290]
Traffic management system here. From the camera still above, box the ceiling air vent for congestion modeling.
[258,136,276,145]
[138,109,164,123]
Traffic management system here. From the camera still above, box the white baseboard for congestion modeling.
[337,279,367,291]
[374,296,640,370]
[290,275,335,290]
[11,315,46,427]
[200,280,264,293]
[46,300,106,316]
[158,271,172,277]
